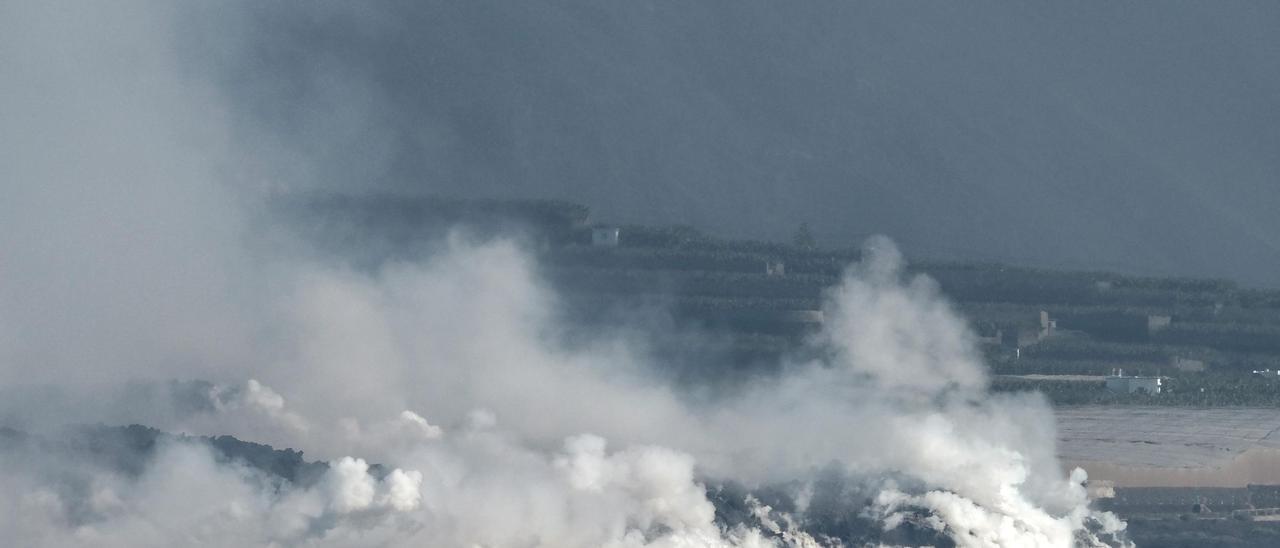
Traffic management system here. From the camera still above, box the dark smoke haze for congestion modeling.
[186,1,1280,286]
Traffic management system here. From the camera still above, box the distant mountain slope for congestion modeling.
[0,424,330,486]
[186,2,1280,285]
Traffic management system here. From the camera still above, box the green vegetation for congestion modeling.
[1124,516,1280,548]
[792,222,817,250]
[992,374,1280,407]
[554,216,1280,407]
[295,196,1280,407]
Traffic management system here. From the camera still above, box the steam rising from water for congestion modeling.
[0,3,1128,546]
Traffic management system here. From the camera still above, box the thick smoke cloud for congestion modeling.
[1,2,1129,547]
[1,234,1128,546]
[0,1,260,389]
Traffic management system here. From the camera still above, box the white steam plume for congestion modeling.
[0,3,1127,547]
[0,236,1128,546]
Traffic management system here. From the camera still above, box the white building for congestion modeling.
[591,226,620,247]
[1147,314,1172,334]
[1105,369,1162,394]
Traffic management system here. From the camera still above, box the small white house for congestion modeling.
[1147,314,1172,334]
[591,226,620,247]
[1105,369,1162,394]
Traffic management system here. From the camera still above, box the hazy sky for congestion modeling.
[175,2,1280,286]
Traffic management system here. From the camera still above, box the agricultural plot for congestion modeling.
[1057,406,1280,469]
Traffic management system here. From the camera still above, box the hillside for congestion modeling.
[289,196,1280,404]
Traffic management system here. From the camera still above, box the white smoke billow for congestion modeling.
[0,3,1129,547]
[0,237,1128,547]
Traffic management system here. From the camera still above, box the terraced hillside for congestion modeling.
[288,196,1280,401]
